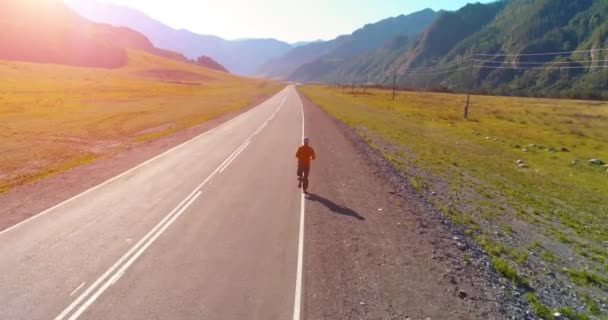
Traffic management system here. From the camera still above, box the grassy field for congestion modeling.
[301,85,608,319]
[0,51,282,193]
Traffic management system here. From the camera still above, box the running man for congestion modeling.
[296,137,316,193]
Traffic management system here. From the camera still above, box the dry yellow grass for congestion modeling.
[0,51,282,192]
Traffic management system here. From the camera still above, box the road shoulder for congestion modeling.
[299,89,505,319]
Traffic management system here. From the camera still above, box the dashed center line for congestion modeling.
[69,282,86,297]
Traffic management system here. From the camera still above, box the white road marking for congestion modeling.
[0,89,290,237]
[55,188,202,320]
[293,88,306,320]
[219,141,250,173]
[109,271,124,287]
[253,122,268,136]
[55,92,290,320]
[69,282,86,297]
[269,97,287,121]
[67,191,202,320]
[218,96,288,173]
[216,139,252,173]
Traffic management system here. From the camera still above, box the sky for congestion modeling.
[95,0,494,43]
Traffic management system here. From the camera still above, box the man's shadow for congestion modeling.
[306,193,365,221]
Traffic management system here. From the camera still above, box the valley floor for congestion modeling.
[2,81,606,319]
[1,86,508,319]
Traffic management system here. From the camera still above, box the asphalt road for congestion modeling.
[0,86,306,320]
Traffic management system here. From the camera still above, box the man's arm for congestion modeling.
[311,148,316,160]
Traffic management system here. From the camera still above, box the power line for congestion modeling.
[391,48,608,76]
[373,47,608,120]
[474,47,608,57]
[401,67,470,76]
[404,59,469,72]
[473,59,608,65]
[475,65,608,70]
[379,48,608,80]
[391,55,607,77]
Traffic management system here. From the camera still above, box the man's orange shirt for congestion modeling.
[296,145,316,168]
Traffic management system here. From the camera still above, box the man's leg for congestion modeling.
[302,167,310,192]
[297,167,303,188]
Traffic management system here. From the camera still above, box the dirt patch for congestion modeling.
[298,90,508,319]
[34,135,124,154]
[0,92,276,232]
[161,81,201,86]
[135,123,176,136]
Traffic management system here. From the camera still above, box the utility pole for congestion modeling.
[392,65,398,100]
[464,48,476,119]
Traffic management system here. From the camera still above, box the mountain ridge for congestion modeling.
[258,8,439,80]
[0,0,189,69]
[65,0,292,75]
[288,0,608,99]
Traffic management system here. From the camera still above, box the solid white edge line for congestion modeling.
[0,88,289,237]
[55,91,290,320]
[67,191,202,320]
[69,282,86,297]
[293,87,306,320]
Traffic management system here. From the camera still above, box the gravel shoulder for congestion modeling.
[299,89,507,320]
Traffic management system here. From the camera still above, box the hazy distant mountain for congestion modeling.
[258,8,439,79]
[64,0,292,75]
[0,0,187,68]
[291,40,323,47]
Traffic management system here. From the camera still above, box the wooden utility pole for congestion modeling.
[464,49,477,119]
[464,60,473,118]
[392,65,398,100]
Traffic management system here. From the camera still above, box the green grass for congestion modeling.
[565,268,608,289]
[541,250,559,263]
[491,257,530,289]
[300,85,608,316]
[500,223,514,236]
[525,292,554,320]
[0,51,281,192]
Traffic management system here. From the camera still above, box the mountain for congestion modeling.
[194,56,228,73]
[0,0,189,68]
[64,0,293,75]
[302,0,608,99]
[257,8,439,79]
